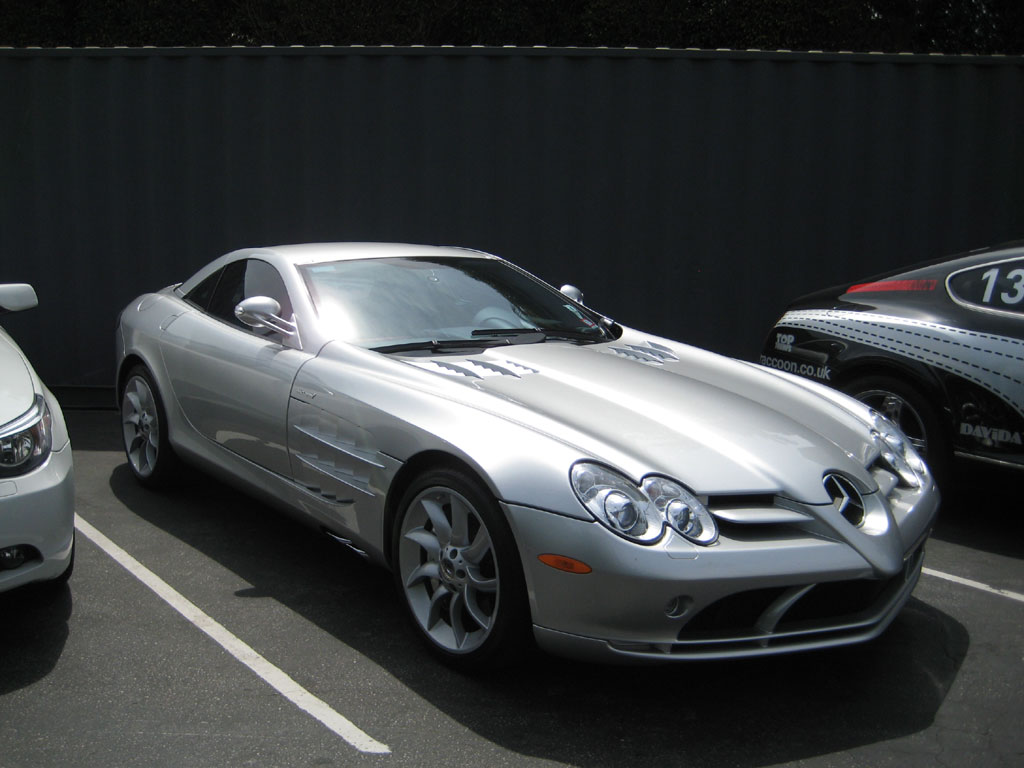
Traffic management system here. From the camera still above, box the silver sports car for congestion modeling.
[115,243,939,670]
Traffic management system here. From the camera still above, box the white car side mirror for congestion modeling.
[0,283,39,313]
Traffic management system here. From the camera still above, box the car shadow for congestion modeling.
[107,460,969,767]
[933,463,1023,559]
[0,583,72,695]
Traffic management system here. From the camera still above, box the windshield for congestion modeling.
[299,256,609,349]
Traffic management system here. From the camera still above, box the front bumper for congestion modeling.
[504,496,933,662]
[0,442,75,592]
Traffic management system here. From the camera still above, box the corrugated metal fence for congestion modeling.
[1,46,1022,392]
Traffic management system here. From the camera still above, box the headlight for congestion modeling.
[0,395,52,477]
[570,462,718,545]
[870,411,927,488]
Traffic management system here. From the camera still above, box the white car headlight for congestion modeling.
[0,395,53,477]
[870,410,927,488]
[570,462,718,545]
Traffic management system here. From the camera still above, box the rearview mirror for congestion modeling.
[0,283,39,313]
[560,284,584,304]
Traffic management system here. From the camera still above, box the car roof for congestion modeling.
[235,242,494,266]
[175,242,499,296]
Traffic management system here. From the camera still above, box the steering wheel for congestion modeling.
[471,307,521,329]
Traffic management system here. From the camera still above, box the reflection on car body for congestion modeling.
[116,243,938,670]
[762,241,1024,479]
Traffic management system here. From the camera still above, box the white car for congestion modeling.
[0,284,75,592]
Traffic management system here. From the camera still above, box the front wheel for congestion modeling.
[393,468,529,672]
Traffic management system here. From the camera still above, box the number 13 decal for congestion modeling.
[981,267,1024,305]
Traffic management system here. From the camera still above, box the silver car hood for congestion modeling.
[374,330,878,505]
[0,328,37,426]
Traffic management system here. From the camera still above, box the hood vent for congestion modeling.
[408,359,538,379]
[605,342,679,366]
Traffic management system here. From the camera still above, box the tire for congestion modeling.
[120,365,179,487]
[843,374,950,483]
[392,468,529,672]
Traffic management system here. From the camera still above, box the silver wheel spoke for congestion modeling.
[421,498,451,543]
[462,526,492,563]
[446,591,468,647]
[462,589,492,630]
[449,496,471,546]
[426,584,452,630]
[404,526,440,559]
[465,566,497,593]
[405,561,440,588]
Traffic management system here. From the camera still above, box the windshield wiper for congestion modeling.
[472,326,607,344]
[371,338,500,354]
[470,328,547,343]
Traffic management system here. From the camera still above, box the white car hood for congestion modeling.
[0,328,37,426]
[391,331,879,505]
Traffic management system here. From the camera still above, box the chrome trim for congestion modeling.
[294,424,385,468]
[755,584,816,638]
[711,507,813,524]
[294,454,375,497]
[953,450,1024,471]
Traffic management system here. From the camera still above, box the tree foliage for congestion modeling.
[0,1,1020,53]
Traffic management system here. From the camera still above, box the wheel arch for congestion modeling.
[116,353,151,399]
[382,449,514,569]
[832,357,952,426]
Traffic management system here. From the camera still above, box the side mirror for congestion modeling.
[234,296,297,337]
[560,284,584,304]
[0,283,39,313]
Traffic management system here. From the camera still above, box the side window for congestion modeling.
[948,257,1024,315]
[207,260,248,327]
[184,267,223,310]
[206,259,293,334]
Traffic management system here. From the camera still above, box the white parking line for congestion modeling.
[923,567,1024,604]
[74,516,391,755]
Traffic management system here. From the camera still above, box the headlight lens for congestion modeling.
[642,476,719,544]
[570,462,718,545]
[0,395,53,477]
[870,411,927,488]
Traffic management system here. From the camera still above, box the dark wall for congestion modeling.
[1,47,1022,389]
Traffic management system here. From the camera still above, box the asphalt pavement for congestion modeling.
[1,410,1021,767]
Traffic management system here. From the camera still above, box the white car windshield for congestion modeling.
[299,256,610,350]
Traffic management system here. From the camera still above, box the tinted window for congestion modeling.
[948,257,1024,314]
[206,259,293,332]
[184,267,223,310]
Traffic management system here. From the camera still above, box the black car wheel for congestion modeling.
[844,374,949,480]
[393,468,529,672]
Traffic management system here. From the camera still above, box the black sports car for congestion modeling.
[761,242,1024,479]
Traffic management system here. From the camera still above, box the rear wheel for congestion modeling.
[393,468,529,672]
[120,366,178,487]
[844,374,949,481]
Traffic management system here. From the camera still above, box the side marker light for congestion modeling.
[538,554,592,574]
